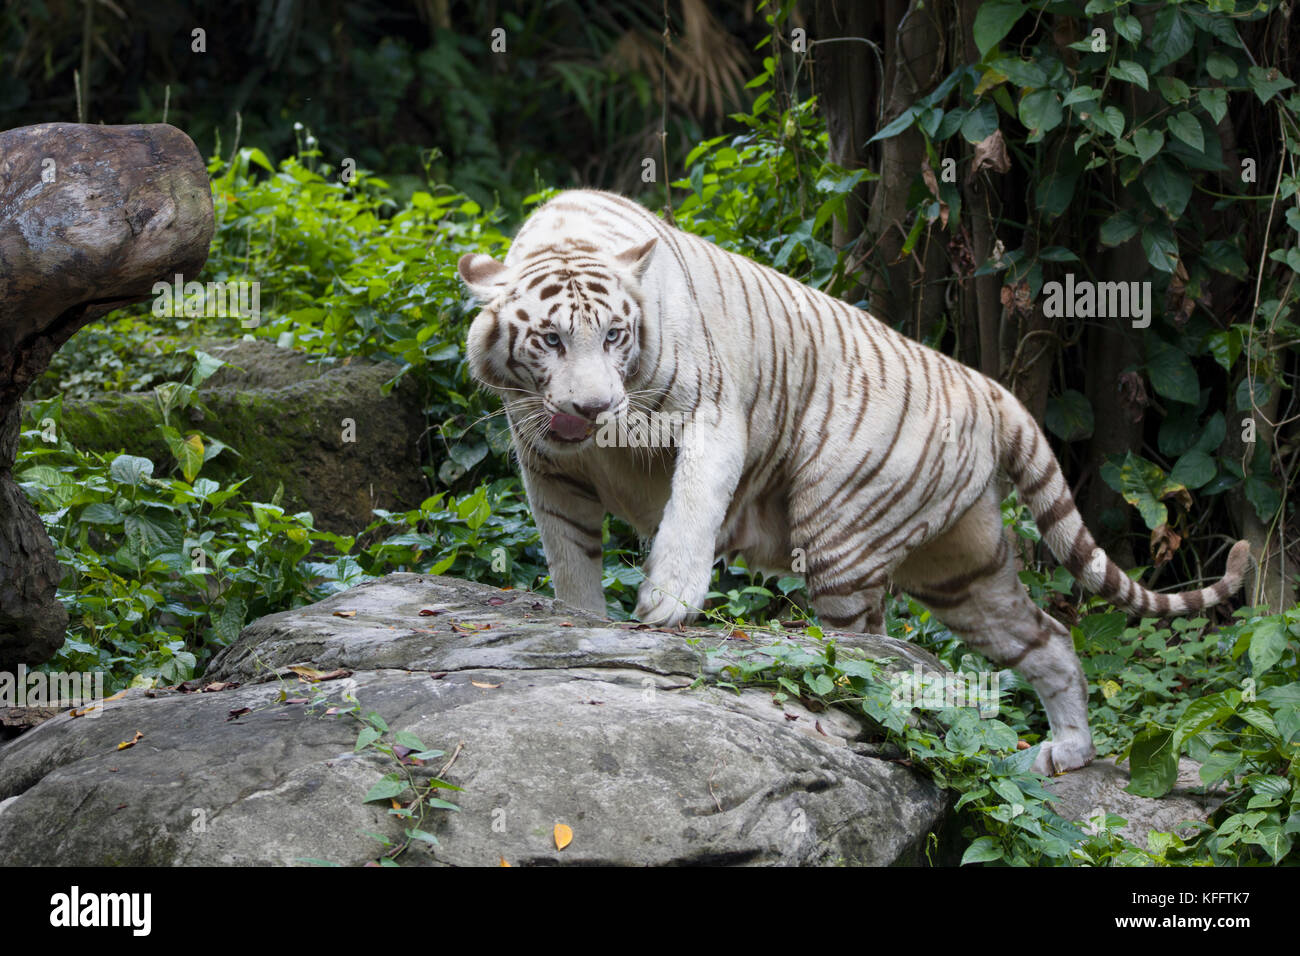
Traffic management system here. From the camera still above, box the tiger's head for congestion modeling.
[457,238,657,454]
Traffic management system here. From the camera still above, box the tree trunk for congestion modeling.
[0,122,214,670]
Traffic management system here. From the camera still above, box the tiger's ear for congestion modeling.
[457,253,510,299]
[614,238,657,282]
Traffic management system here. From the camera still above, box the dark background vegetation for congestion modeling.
[4,0,1300,865]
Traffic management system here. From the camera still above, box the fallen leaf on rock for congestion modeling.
[471,681,501,689]
[284,698,309,705]
[227,707,251,721]
[332,610,357,618]
[418,608,445,616]
[554,823,573,850]
[324,707,339,716]
[499,856,512,867]
[203,681,236,692]
[117,731,144,751]
[728,629,750,641]
[104,690,128,702]
[784,713,799,721]
[487,597,508,606]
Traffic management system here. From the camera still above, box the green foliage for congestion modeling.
[869,0,1299,552]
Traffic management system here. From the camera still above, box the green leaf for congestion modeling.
[1148,7,1194,71]
[394,731,427,751]
[1201,240,1247,280]
[1109,60,1149,91]
[1206,52,1238,80]
[1127,727,1179,798]
[1099,209,1141,246]
[1198,88,1228,125]
[110,454,155,487]
[1018,90,1063,142]
[1156,76,1190,105]
[1045,389,1094,441]
[1166,112,1204,153]
[1170,450,1215,489]
[973,1,1026,56]
[355,727,381,752]
[1114,14,1141,44]
[1247,66,1295,105]
[1146,339,1199,405]
[1117,452,1185,529]
[961,836,1004,865]
[1141,223,1179,273]
[960,101,999,143]
[79,503,124,525]
[1143,161,1193,218]
[1248,619,1289,676]
[1132,128,1164,164]
[364,774,407,803]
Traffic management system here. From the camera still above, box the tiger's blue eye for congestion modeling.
[544,332,562,347]
[606,328,620,342]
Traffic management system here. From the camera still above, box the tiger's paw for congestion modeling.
[1032,737,1097,775]
[634,573,708,626]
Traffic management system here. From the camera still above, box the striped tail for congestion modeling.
[999,403,1251,617]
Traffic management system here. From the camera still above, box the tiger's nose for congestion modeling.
[572,399,613,420]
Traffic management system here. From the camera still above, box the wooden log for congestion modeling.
[0,122,214,670]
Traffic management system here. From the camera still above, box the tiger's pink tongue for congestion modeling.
[549,413,592,441]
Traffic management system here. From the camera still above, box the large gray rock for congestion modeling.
[0,574,950,866]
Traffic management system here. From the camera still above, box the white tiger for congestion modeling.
[457,188,1251,774]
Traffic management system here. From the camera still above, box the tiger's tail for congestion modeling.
[998,399,1250,616]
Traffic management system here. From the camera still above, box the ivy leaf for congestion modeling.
[109,454,155,488]
[1126,727,1179,798]
[1146,339,1199,405]
[1109,60,1149,91]
[1045,389,1094,441]
[973,1,1027,56]
[1133,128,1164,165]
[1247,66,1295,105]
[1018,90,1063,142]
[960,101,999,143]
[1206,52,1238,80]
[1166,112,1204,153]
[1198,88,1228,125]
[1155,76,1190,104]
[1099,209,1141,246]
[364,774,407,803]
[1113,14,1141,44]
[1248,619,1289,676]
[961,836,1004,865]
[1117,452,1187,530]
[1143,161,1193,218]
[1148,7,1195,72]
[1142,224,1179,272]
[1170,450,1216,489]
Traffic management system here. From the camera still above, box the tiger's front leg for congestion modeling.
[635,411,745,626]
[520,466,607,616]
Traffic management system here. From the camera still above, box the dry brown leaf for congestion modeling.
[1151,524,1183,566]
[554,823,573,850]
[471,681,501,689]
[968,129,1011,183]
[499,856,512,867]
[103,690,129,703]
[1017,740,1031,750]
[116,731,144,751]
[332,610,357,618]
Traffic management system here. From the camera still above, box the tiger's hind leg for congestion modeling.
[893,489,1096,774]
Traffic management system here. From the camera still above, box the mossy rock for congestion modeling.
[27,340,429,534]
